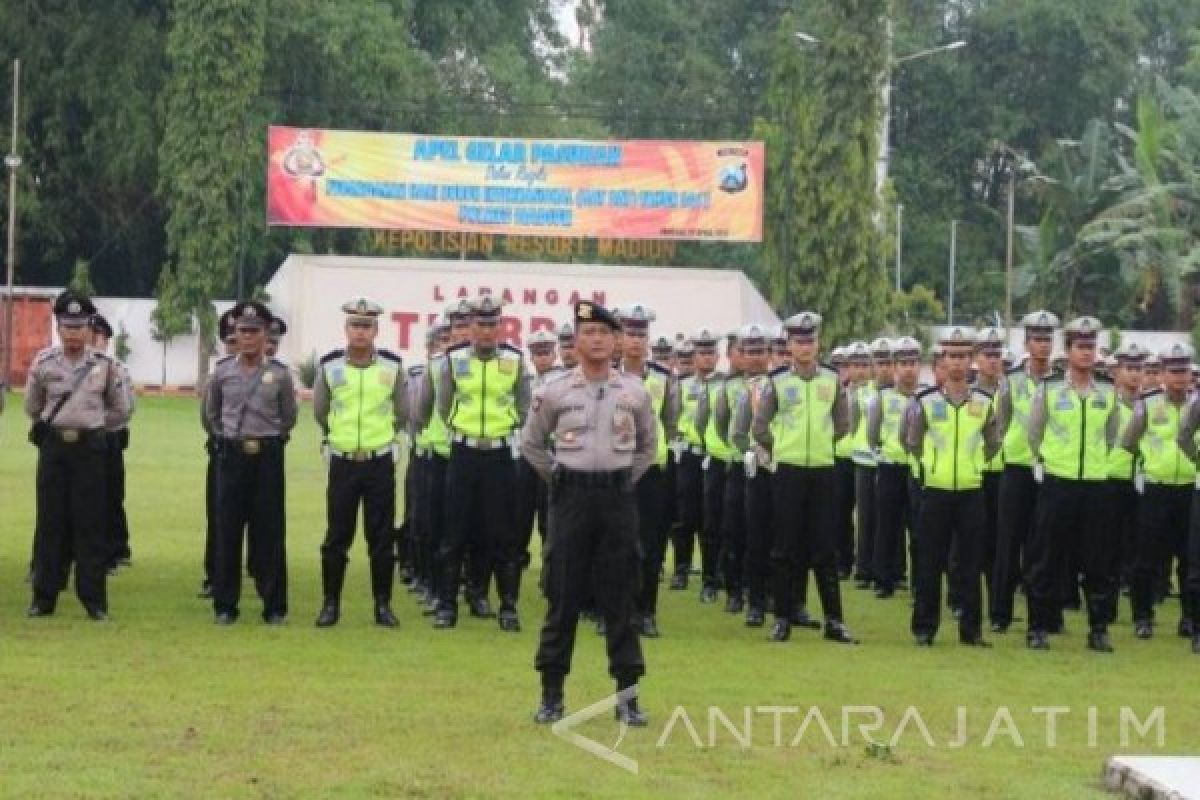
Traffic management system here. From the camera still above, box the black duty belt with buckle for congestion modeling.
[554,468,631,489]
[452,433,511,450]
[227,437,281,456]
[51,428,101,445]
[331,445,393,462]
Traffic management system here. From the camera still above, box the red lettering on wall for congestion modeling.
[501,288,514,305]
[591,290,606,305]
[567,291,581,306]
[523,289,537,305]
[546,289,559,305]
[456,286,468,298]
[530,316,555,334]
[433,285,444,302]
[390,312,419,349]
[499,316,521,346]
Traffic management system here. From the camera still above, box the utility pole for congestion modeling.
[895,203,903,292]
[3,59,21,390]
[947,220,958,324]
[1005,166,1015,329]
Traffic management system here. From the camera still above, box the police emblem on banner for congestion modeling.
[281,130,327,178]
[716,146,750,194]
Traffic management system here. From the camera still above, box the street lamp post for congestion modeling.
[895,202,903,292]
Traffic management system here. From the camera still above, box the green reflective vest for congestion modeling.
[421,358,451,457]
[639,365,670,467]
[322,351,401,452]
[769,365,839,468]
[974,380,1004,472]
[918,387,991,491]
[879,387,914,465]
[1139,392,1195,486]
[704,376,734,462]
[1002,368,1043,467]
[851,383,879,466]
[1037,379,1115,482]
[678,375,705,447]
[1106,399,1136,481]
[447,345,521,438]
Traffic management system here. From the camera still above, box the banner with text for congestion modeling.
[266,127,763,241]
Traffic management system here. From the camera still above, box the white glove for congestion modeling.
[1136,472,1146,494]
[702,455,711,471]
[509,436,521,461]
[1033,462,1044,484]
[743,450,757,479]
[320,440,331,466]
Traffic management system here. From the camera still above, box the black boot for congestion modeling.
[1026,630,1050,650]
[1087,629,1114,653]
[496,564,521,632]
[534,673,565,725]
[824,620,859,645]
[614,681,647,727]
[315,598,340,627]
[374,599,399,628]
[768,618,791,642]
[745,607,765,627]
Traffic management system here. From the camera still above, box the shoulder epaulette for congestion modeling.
[33,347,59,365]
[447,342,471,354]
[971,386,995,400]
[1140,388,1164,400]
[499,343,522,356]
[319,349,345,366]
[768,365,789,378]
[269,357,288,369]
[647,360,670,376]
[407,364,425,377]
[377,348,403,365]
[916,386,941,400]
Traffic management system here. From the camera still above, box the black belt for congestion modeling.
[224,436,283,456]
[554,468,631,489]
[49,428,104,445]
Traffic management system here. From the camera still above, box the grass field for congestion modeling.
[0,394,1191,799]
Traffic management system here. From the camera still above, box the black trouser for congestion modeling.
[770,465,843,623]
[1133,484,1192,624]
[912,488,984,640]
[636,466,668,616]
[701,458,727,589]
[516,455,549,571]
[744,470,773,611]
[720,467,747,597]
[854,465,877,580]
[1186,492,1200,628]
[535,473,645,686]
[951,470,1001,610]
[440,442,518,615]
[104,430,131,565]
[401,448,424,580]
[872,464,911,591]
[213,440,287,619]
[1105,479,1138,621]
[991,464,1037,627]
[31,433,109,613]
[673,450,704,577]
[423,454,448,598]
[320,453,396,604]
[203,440,218,587]
[1027,477,1117,634]
[833,457,856,573]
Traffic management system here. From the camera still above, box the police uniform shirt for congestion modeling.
[312,349,408,437]
[749,363,852,453]
[729,373,770,454]
[104,358,135,432]
[24,346,130,430]
[434,343,532,430]
[521,367,657,482]
[1175,394,1200,461]
[692,371,727,442]
[904,384,1003,461]
[1027,376,1119,462]
[204,356,298,438]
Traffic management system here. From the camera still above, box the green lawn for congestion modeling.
[0,394,1190,798]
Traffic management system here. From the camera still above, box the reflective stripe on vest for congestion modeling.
[919,391,988,491]
[447,350,520,438]
[1140,394,1195,486]
[1106,400,1136,481]
[1039,381,1114,481]
[678,375,705,447]
[324,357,399,452]
[879,387,913,465]
[1003,372,1037,466]
[770,367,838,468]
[704,378,734,462]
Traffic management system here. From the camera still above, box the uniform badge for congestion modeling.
[933,401,947,421]
[888,397,901,413]
[330,367,345,386]
[498,359,515,375]
[785,386,799,404]
[454,358,471,377]
[816,384,832,402]
[1055,390,1072,410]
[263,372,275,385]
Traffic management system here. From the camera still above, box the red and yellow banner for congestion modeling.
[266,126,763,242]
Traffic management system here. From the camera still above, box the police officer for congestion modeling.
[515,329,563,572]
[846,341,878,589]
[1027,317,1119,652]
[90,313,136,571]
[199,307,240,598]
[1142,353,1163,393]
[675,339,696,378]
[971,328,1006,621]
[867,336,921,599]
[752,311,858,644]
[830,346,857,579]
[433,295,530,631]
[1125,343,1195,640]
[557,322,579,369]
[618,304,676,637]
[313,298,408,628]
[694,333,738,603]
[204,301,298,625]
[526,301,656,727]
[671,328,717,591]
[266,316,287,359]
[25,291,130,620]
[906,327,1002,647]
[991,310,1060,634]
[1107,342,1144,613]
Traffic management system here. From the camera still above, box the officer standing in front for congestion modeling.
[526,301,656,727]
[199,307,240,599]
[671,328,718,590]
[751,312,858,645]
[25,291,130,620]
[313,298,408,628]
[515,329,564,572]
[204,301,298,625]
[433,295,530,632]
[1026,317,1120,652]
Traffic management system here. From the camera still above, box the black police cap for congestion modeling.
[89,314,114,338]
[54,290,96,324]
[574,301,619,331]
[229,300,273,329]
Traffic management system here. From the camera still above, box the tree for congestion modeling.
[755,6,888,343]
[156,0,267,385]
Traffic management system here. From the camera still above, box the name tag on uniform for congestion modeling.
[263,372,275,385]
[1092,395,1107,409]
[498,360,515,375]
[816,385,832,402]
[785,386,799,404]
[933,401,947,421]
[1055,391,1072,410]
[454,359,471,377]
[888,397,901,413]
[330,367,346,386]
